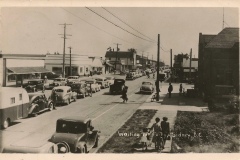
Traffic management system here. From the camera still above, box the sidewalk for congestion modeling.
[138,83,208,153]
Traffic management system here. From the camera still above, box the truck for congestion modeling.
[109,78,125,94]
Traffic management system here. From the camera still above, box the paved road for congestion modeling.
[0,75,157,153]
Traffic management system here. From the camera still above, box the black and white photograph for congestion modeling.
[0,1,239,158]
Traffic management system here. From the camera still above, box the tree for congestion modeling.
[128,48,137,53]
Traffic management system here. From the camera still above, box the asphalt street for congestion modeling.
[0,75,160,153]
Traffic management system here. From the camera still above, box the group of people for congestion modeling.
[141,117,170,151]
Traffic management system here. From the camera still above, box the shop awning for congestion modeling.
[7,67,51,75]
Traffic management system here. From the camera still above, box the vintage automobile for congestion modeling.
[109,78,125,94]
[25,79,45,92]
[67,76,80,85]
[49,116,100,153]
[93,76,109,89]
[105,76,115,86]
[28,92,54,117]
[71,82,89,98]
[126,72,136,80]
[49,78,68,88]
[53,86,77,105]
[140,81,154,94]
[85,79,101,93]
[3,133,58,153]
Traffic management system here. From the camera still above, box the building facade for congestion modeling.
[198,28,239,99]
[105,51,136,71]
[45,54,93,77]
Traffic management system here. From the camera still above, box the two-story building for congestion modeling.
[198,27,239,99]
[105,51,136,71]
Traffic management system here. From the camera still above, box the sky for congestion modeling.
[0,7,239,65]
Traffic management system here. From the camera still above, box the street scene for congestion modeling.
[0,7,239,154]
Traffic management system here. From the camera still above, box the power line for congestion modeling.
[102,7,156,42]
[85,7,154,43]
[61,8,135,45]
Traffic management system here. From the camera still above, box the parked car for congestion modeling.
[140,81,154,94]
[109,78,125,94]
[50,78,68,88]
[25,79,45,92]
[105,76,115,85]
[28,92,54,117]
[49,116,100,153]
[126,72,136,80]
[94,76,109,89]
[85,79,100,93]
[71,82,89,98]
[53,86,77,105]
[3,133,58,153]
[67,76,80,85]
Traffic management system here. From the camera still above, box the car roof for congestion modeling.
[28,92,45,96]
[53,86,71,90]
[57,116,91,123]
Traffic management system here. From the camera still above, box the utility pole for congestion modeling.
[156,34,160,101]
[59,23,72,78]
[114,43,121,71]
[170,49,172,82]
[189,48,192,80]
[142,52,144,69]
[68,46,72,76]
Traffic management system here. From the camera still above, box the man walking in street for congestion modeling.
[50,90,57,110]
[168,83,173,98]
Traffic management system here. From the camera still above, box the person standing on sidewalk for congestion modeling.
[168,83,173,98]
[179,83,183,96]
[161,117,170,148]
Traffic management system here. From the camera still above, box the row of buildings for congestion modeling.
[0,50,163,87]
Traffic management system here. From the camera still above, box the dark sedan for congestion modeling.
[28,92,54,117]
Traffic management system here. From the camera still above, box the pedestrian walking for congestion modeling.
[168,83,173,98]
[50,89,57,110]
[150,117,163,150]
[179,83,183,96]
[161,117,170,148]
[121,86,128,103]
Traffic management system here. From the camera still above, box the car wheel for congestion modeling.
[3,118,10,129]
[48,102,54,111]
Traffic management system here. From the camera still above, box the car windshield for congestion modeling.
[54,79,62,81]
[68,77,78,79]
[28,81,37,85]
[55,89,64,92]
[142,82,151,85]
[106,77,113,80]
[95,78,103,81]
[56,121,87,134]
[72,84,81,88]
